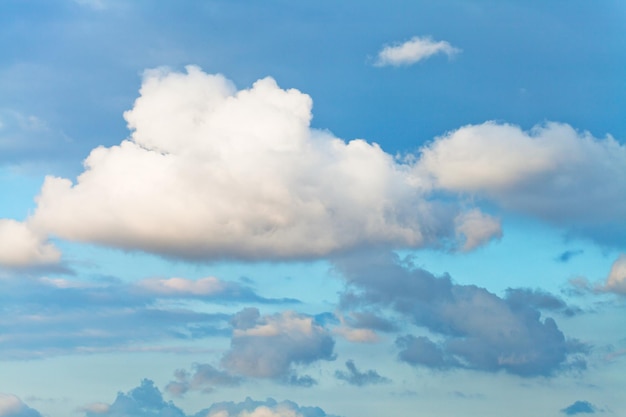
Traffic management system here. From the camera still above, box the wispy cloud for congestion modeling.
[334,360,390,386]
[556,250,585,263]
[375,36,461,67]
[0,274,292,359]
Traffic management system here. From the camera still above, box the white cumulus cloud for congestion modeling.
[11,65,494,263]
[418,121,626,246]
[375,36,460,67]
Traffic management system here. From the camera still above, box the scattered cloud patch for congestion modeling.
[82,381,338,417]
[334,360,390,386]
[561,400,598,415]
[375,36,461,67]
[336,250,588,377]
[221,308,335,384]
[556,250,584,263]
[166,364,241,396]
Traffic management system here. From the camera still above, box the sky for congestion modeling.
[1,1,626,416]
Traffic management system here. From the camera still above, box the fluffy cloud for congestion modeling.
[0,66,497,266]
[334,360,390,386]
[221,308,335,384]
[336,251,587,376]
[418,121,626,247]
[0,219,60,268]
[0,394,42,417]
[375,36,461,66]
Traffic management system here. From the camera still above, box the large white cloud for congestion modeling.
[375,36,460,67]
[17,66,494,263]
[418,121,626,245]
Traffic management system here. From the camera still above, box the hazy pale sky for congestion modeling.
[1,1,625,417]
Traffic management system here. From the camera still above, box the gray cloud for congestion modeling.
[561,400,598,415]
[504,288,581,317]
[335,250,587,377]
[221,308,335,385]
[556,250,584,263]
[396,335,459,370]
[334,360,390,386]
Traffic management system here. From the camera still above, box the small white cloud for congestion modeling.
[454,209,502,252]
[603,254,626,294]
[375,36,461,67]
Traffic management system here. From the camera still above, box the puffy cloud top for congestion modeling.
[26,66,489,262]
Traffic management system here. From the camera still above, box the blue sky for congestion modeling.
[1,1,625,416]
